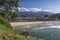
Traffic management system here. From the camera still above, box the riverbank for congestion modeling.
[10,21,60,27]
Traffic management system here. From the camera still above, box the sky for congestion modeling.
[18,0,60,13]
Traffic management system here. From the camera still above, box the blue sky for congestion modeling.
[18,0,60,13]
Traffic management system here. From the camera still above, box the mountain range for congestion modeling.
[17,11,54,17]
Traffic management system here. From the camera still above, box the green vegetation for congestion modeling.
[0,0,36,40]
[0,13,37,40]
[0,16,12,28]
[0,14,36,40]
[0,23,36,40]
[0,16,36,40]
[21,31,30,38]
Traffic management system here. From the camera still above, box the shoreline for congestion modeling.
[10,21,60,27]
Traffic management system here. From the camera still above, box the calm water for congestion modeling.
[14,23,60,40]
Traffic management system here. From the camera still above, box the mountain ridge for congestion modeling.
[18,11,54,17]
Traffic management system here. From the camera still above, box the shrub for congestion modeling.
[0,16,12,29]
[21,31,30,38]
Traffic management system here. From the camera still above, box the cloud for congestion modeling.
[17,7,21,11]
[18,7,52,12]
[42,9,52,12]
[29,8,42,12]
[17,7,29,12]
[22,8,30,12]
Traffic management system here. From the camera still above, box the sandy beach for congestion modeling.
[10,21,43,27]
[10,21,60,27]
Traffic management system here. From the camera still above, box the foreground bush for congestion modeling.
[0,24,36,40]
[0,16,12,29]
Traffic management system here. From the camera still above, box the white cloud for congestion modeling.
[17,7,29,12]
[42,9,52,12]
[18,7,52,12]
[42,9,49,11]
[29,8,42,12]
[22,8,29,12]
[17,7,21,11]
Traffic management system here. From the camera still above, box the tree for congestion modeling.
[0,0,19,20]
[20,15,26,17]
[44,15,48,17]
[0,0,20,28]
[11,13,17,18]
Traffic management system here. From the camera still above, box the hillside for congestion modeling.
[0,24,36,40]
[0,16,36,40]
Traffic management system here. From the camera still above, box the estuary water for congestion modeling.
[14,23,60,40]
